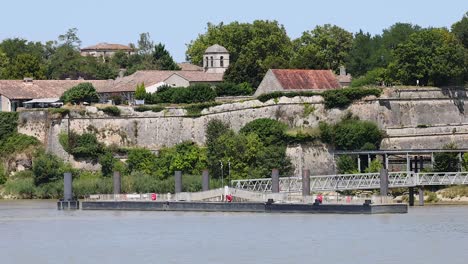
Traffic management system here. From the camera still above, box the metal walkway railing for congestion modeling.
[232,172,468,193]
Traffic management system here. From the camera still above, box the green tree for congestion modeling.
[346,30,380,77]
[186,20,292,87]
[291,24,353,71]
[153,43,180,70]
[206,119,230,177]
[32,151,65,185]
[376,23,421,67]
[58,28,82,49]
[388,28,467,86]
[5,53,46,79]
[60,83,99,104]
[452,12,468,48]
[47,45,83,79]
[126,148,158,175]
[135,83,146,100]
[336,155,358,174]
[239,118,288,145]
[433,143,460,172]
[319,116,383,151]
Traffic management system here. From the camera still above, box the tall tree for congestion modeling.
[58,28,81,49]
[451,12,468,48]
[186,20,292,87]
[6,53,46,79]
[290,24,353,71]
[388,28,467,86]
[346,30,382,77]
[153,43,180,70]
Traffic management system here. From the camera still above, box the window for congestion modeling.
[210,56,213,67]
[220,56,224,67]
[205,57,208,68]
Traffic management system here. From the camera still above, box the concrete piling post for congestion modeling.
[408,187,415,206]
[64,172,72,201]
[379,169,389,197]
[113,171,121,195]
[419,186,424,206]
[175,171,182,193]
[302,169,310,196]
[202,169,210,191]
[271,169,279,193]
[58,172,79,210]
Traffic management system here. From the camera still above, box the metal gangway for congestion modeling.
[232,171,468,193]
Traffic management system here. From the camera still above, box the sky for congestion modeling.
[0,0,467,62]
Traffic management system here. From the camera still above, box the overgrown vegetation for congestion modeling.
[319,114,383,150]
[184,102,221,116]
[145,84,217,104]
[134,105,164,112]
[433,143,460,172]
[60,82,99,104]
[257,88,382,109]
[98,106,121,116]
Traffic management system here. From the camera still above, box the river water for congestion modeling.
[0,200,467,264]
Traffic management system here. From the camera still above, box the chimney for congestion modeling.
[339,66,346,76]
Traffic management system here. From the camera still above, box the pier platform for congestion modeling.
[82,201,407,214]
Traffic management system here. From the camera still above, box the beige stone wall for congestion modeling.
[1,95,11,112]
[17,88,468,175]
[254,70,283,96]
[164,74,190,87]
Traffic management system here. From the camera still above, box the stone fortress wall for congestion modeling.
[18,87,468,175]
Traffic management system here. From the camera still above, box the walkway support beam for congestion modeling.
[302,169,310,196]
[419,186,424,206]
[409,187,415,206]
[175,171,182,193]
[113,171,121,195]
[202,169,210,191]
[380,169,388,196]
[271,169,279,193]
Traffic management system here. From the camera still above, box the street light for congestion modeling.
[220,161,224,186]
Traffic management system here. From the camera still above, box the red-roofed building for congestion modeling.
[254,69,343,96]
[81,43,135,59]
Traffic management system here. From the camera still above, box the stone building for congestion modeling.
[80,43,134,59]
[203,44,230,73]
[254,69,342,96]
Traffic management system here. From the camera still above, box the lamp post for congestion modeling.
[220,161,224,186]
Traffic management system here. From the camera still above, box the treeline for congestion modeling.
[187,13,468,87]
[0,30,179,80]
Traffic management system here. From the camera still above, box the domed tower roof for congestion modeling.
[205,44,228,54]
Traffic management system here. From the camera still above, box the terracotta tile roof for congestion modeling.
[271,69,340,90]
[177,62,203,71]
[0,80,112,100]
[81,43,133,51]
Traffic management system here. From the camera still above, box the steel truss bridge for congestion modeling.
[232,172,468,193]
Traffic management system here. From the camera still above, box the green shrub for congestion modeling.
[239,118,288,145]
[134,105,164,112]
[215,82,253,96]
[60,132,105,161]
[319,116,383,150]
[98,151,116,177]
[126,148,158,175]
[32,151,66,185]
[34,180,63,199]
[135,83,146,100]
[184,102,221,116]
[72,171,112,198]
[322,87,382,109]
[350,68,387,87]
[0,133,40,156]
[0,162,6,185]
[147,84,217,104]
[60,83,99,104]
[48,108,70,117]
[336,155,358,174]
[99,106,121,116]
[433,143,459,172]
[365,159,383,173]
[284,128,320,143]
[4,178,36,198]
[257,91,318,103]
[0,112,18,140]
[425,191,439,203]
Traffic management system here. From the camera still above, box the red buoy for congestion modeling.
[151,193,157,201]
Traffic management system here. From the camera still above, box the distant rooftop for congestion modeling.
[271,69,341,90]
[81,43,133,51]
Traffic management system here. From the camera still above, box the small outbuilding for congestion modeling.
[254,69,342,97]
